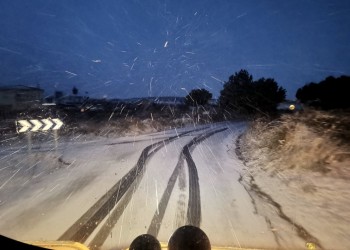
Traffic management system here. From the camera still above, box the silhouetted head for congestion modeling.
[168,225,211,250]
[129,234,161,250]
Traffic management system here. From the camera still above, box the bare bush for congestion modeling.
[240,110,350,178]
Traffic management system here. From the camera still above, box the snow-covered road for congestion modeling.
[0,122,308,250]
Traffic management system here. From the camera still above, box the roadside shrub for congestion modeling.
[240,110,350,176]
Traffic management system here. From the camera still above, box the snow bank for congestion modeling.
[238,111,350,249]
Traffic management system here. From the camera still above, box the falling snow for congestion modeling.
[0,1,350,249]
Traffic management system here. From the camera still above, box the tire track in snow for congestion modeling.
[174,161,187,229]
[147,128,228,236]
[88,136,177,249]
[185,128,228,227]
[58,127,206,244]
[241,175,324,250]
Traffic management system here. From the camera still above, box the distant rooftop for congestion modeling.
[0,85,44,91]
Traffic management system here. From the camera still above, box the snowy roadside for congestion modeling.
[236,112,350,250]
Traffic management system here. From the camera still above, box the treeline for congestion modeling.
[296,76,350,110]
[219,70,286,114]
[185,69,286,115]
[186,69,350,115]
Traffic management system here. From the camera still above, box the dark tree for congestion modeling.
[72,86,78,95]
[296,82,319,103]
[185,88,213,106]
[296,75,350,109]
[219,69,254,113]
[219,69,286,114]
[254,78,286,111]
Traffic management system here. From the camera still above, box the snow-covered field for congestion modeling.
[0,121,341,250]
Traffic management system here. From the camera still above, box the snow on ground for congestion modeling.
[240,166,350,250]
[100,136,195,250]
[2,121,334,250]
[0,123,211,246]
[191,123,282,249]
[0,135,151,241]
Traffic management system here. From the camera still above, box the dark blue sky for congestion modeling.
[0,0,349,99]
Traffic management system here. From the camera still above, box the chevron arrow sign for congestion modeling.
[16,118,64,133]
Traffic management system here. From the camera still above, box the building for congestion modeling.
[0,85,44,112]
[56,95,87,106]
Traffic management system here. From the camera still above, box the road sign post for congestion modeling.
[54,129,58,151]
[15,118,64,153]
[16,118,63,133]
[27,131,32,153]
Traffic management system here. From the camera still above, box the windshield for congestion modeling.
[1,1,350,250]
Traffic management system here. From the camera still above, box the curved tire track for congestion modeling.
[147,127,228,236]
[185,128,228,227]
[88,135,180,249]
[58,127,206,243]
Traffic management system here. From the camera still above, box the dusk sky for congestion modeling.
[0,0,349,99]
